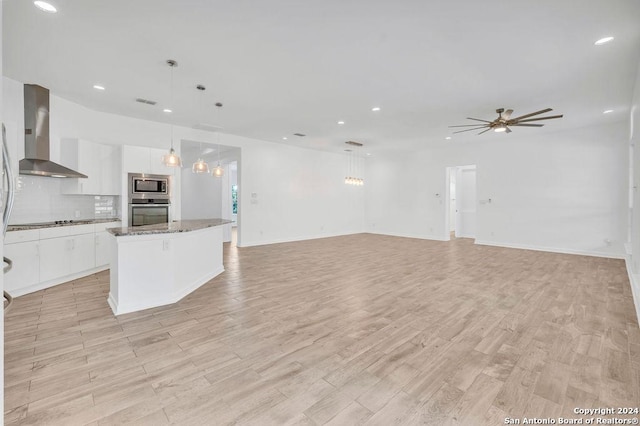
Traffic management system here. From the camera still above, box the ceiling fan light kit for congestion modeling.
[449,107,563,135]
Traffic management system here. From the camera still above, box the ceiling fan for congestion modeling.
[449,108,563,135]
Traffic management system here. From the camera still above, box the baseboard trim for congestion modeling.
[625,257,640,327]
[367,231,450,242]
[108,265,225,316]
[239,231,362,247]
[8,264,110,297]
[474,240,625,259]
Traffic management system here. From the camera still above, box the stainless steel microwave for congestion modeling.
[128,173,170,201]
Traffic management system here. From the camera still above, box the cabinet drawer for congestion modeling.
[94,221,121,232]
[5,229,40,244]
[65,224,96,236]
[40,224,95,239]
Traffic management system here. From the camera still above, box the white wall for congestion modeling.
[181,170,223,220]
[366,122,629,258]
[627,59,640,319]
[3,77,365,246]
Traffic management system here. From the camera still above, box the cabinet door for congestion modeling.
[39,238,69,282]
[61,139,101,195]
[95,231,110,268]
[150,147,175,175]
[123,145,152,174]
[80,141,102,194]
[100,144,121,195]
[70,233,96,273]
[4,241,40,293]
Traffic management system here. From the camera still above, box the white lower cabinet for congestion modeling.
[71,233,97,273]
[95,222,120,268]
[4,221,121,296]
[3,240,40,294]
[39,237,70,283]
[40,234,97,282]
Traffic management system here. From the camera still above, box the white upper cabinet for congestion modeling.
[61,139,121,195]
[122,145,151,174]
[123,145,176,175]
[100,144,122,195]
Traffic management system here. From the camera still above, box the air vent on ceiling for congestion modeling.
[193,123,223,131]
[293,133,306,137]
[135,98,157,106]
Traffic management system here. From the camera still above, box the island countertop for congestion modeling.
[107,218,232,237]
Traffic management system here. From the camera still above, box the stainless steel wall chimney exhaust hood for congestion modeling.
[20,84,87,178]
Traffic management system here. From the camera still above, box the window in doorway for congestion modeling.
[232,185,238,214]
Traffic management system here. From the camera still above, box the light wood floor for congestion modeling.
[4,234,640,425]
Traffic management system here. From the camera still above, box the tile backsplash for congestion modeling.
[9,176,120,224]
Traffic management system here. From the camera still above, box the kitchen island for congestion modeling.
[107,218,231,315]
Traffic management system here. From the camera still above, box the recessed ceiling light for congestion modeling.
[338,121,345,125]
[282,137,288,140]
[371,107,381,112]
[594,36,614,45]
[34,1,57,13]
[445,136,452,140]
[93,85,105,91]
[603,109,613,114]
[163,108,172,113]
[366,153,372,156]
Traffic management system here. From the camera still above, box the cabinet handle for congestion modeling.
[3,257,13,274]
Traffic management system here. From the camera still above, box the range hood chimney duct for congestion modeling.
[20,84,87,178]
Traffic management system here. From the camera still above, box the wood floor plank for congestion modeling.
[3,233,638,425]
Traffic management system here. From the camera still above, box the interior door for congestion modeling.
[455,166,476,238]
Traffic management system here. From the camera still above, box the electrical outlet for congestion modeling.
[163,240,170,251]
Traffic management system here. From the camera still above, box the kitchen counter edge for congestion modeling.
[7,218,122,231]
[107,219,232,237]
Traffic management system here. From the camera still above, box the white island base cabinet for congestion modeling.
[108,225,224,315]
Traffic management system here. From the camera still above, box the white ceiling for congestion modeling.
[3,0,640,155]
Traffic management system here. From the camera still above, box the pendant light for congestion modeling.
[161,59,182,167]
[212,102,224,178]
[344,141,364,186]
[192,85,210,173]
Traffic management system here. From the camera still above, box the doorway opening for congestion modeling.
[180,141,241,245]
[446,165,477,240]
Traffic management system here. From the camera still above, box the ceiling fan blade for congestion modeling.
[510,123,544,127]
[478,128,493,135]
[453,126,489,134]
[466,117,493,123]
[502,109,513,120]
[511,114,563,123]
[449,124,492,128]
[509,108,553,122]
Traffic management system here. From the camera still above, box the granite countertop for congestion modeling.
[107,219,232,237]
[7,218,122,231]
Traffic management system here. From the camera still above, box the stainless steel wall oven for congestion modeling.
[128,173,171,226]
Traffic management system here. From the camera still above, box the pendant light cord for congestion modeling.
[170,63,175,150]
